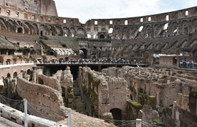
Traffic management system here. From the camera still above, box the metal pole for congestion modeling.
[68,108,72,127]
[24,99,28,127]
[136,119,142,127]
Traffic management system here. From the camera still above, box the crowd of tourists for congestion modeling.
[38,58,137,65]
[179,60,197,69]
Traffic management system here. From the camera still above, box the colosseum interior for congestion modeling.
[0,0,197,127]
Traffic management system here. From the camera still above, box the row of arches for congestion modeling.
[40,25,86,37]
[0,18,39,34]
[1,16,197,40]
[111,18,197,39]
[0,17,87,38]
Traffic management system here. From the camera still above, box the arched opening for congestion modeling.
[40,31,43,36]
[6,59,11,65]
[61,87,65,97]
[173,57,177,65]
[7,73,11,79]
[99,34,105,39]
[80,48,88,58]
[13,72,17,78]
[17,27,23,33]
[77,29,85,38]
[110,108,122,120]
[38,77,44,85]
[27,69,31,75]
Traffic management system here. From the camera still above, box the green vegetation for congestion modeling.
[40,36,79,52]
[152,118,165,126]
[127,100,143,110]
[148,96,157,108]
[190,91,197,98]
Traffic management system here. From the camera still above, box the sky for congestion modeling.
[54,0,197,23]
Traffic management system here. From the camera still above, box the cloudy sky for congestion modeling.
[54,0,197,23]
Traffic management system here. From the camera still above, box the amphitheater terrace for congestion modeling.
[0,0,196,127]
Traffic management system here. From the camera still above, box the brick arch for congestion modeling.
[122,26,129,39]
[63,27,70,37]
[0,18,7,31]
[76,28,86,38]
[5,19,16,32]
[55,26,63,36]
[113,26,122,39]
[69,27,76,37]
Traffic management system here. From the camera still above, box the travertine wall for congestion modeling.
[0,0,57,16]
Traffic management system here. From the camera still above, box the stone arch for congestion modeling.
[49,25,57,36]
[38,77,44,84]
[110,108,122,120]
[6,59,11,64]
[70,27,76,37]
[7,73,11,79]
[32,23,39,34]
[181,20,190,35]
[27,69,31,75]
[17,27,23,33]
[63,27,70,37]
[153,23,162,37]
[77,28,86,38]
[25,22,37,35]
[113,27,121,39]
[19,21,30,34]
[169,21,179,35]
[128,26,138,39]
[122,26,129,39]
[145,25,153,38]
[99,34,105,39]
[6,19,15,32]
[55,26,63,36]
[0,18,7,31]
[13,72,17,78]
[40,25,45,36]
[80,48,88,58]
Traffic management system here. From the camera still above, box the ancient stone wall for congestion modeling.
[78,67,129,119]
[0,0,57,16]
[37,74,62,91]
[17,77,67,121]
[102,66,197,126]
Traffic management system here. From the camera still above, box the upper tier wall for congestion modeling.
[86,6,197,26]
[0,5,81,26]
[0,5,197,26]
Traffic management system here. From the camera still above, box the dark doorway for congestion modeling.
[80,48,88,58]
[110,108,122,120]
[61,87,65,97]
[99,34,105,39]
[38,78,44,84]
[18,27,23,33]
[173,57,177,65]
[40,31,43,36]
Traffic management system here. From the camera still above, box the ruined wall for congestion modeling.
[78,67,129,119]
[37,74,62,91]
[17,77,67,122]
[101,66,197,126]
